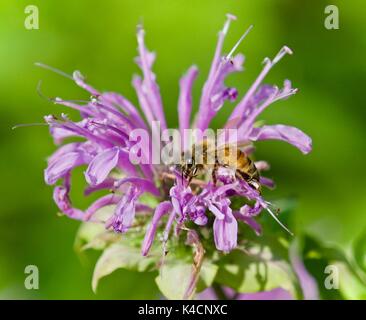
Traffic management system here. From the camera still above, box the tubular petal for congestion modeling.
[213,209,238,252]
[45,151,84,185]
[249,125,312,154]
[85,147,120,186]
[141,201,173,256]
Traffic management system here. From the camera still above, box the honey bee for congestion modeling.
[180,139,261,191]
[179,139,295,236]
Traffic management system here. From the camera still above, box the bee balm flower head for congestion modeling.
[42,14,312,256]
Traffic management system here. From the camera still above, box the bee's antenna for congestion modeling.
[265,206,294,236]
[225,24,253,61]
[35,62,74,80]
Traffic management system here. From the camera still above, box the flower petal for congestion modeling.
[249,124,312,154]
[254,160,270,171]
[236,287,294,300]
[260,176,276,189]
[53,185,84,220]
[228,46,294,122]
[84,178,116,196]
[106,185,141,233]
[195,14,238,130]
[47,142,82,164]
[142,201,172,256]
[208,204,225,220]
[99,92,147,130]
[45,151,84,185]
[290,241,319,300]
[85,147,120,186]
[135,27,167,130]
[239,202,263,216]
[234,211,262,235]
[115,177,160,196]
[84,194,120,221]
[178,65,199,146]
[196,54,244,130]
[73,70,100,96]
[194,214,208,226]
[213,209,237,252]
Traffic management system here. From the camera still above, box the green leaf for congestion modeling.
[214,247,298,297]
[92,243,158,292]
[155,227,219,299]
[74,205,118,251]
[197,261,219,291]
[302,235,366,299]
[353,228,366,274]
[238,260,296,294]
[155,261,194,300]
[139,193,160,208]
[213,220,300,297]
[75,222,119,252]
[335,262,366,299]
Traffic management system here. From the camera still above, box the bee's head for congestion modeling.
[180,157,198,183]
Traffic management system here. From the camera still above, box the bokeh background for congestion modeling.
[1,0,365,299]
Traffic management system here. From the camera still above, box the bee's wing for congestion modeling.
[216,140,252,151]
[194,133,251,156]
[217,116,252,150]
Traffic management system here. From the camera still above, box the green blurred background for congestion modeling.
[0,0,365,299]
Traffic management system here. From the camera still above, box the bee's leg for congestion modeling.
[212,162,219,186]
[235,169,248,182]
[187,175,193,186]
[235,170,242,181]
[212,171,217,185]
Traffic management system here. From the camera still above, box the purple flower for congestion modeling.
[42,14,311,255]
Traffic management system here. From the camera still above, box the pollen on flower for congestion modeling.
[40,14,312,256]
